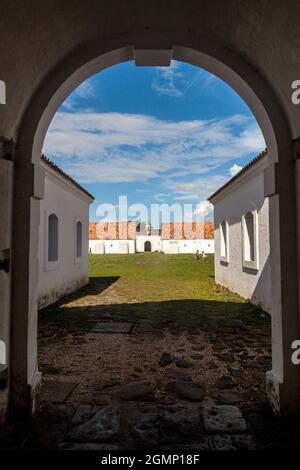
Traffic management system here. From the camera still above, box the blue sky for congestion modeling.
[43,60,265,223]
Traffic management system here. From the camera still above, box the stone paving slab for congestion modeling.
[40,380,76,403]
[208,434,256,450]
[116,382,156,401]
[67,405,120,443]
[202,405,248,434]
[92,322,133,333]
[159,405,203,444]
[169,381,205,402]
[165,368,192,382]
[60,443,119,450]
[126,405,159,449]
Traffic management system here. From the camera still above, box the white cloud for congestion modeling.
[173,194,200,201]
[194,200,214,218]
[43,111,265,186]
[230,163,243,177]
[151,61,220,98]
[151,61,186,97]
[165,174,228,202]
[75,81,94,98]
[154,193,169,202]
[61,80,95,111]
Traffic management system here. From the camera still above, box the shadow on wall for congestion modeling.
[247,255,272,314]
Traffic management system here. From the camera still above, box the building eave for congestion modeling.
[208,149,268,204]
[41,154,95,202]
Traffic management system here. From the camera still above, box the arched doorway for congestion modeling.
[9,32,299,418]
[144,241,152,252]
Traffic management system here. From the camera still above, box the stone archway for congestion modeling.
[7,26,300,419]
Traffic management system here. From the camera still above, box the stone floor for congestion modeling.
[1,314,273,450]
[1,312,300,450]
[0,401,255,450]
[2,266,300,450]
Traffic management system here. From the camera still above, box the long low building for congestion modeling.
[161,222,214,254]
[89,221,136,254]
[89,221,214,254]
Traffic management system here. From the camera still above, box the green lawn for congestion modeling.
[40,253,267,332]
[86,253,264,329]
[89,253,231,302]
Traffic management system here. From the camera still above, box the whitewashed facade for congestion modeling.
[89,221,137,254]
[162,239,214,254]
[161,222,214,254]
[89,239,136,254]
[38,156,94,308]
[136,235,162,252]
[89,222,214,254]
[208,150,271,313]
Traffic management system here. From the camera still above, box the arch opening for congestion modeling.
[144,241,152,252]
[10,36,299,421]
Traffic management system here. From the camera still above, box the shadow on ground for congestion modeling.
[39,276,267,332]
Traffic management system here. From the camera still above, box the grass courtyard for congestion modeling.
[86,253,266,328]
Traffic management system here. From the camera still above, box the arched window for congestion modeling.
[220,221,228,260]
[76,221,83,258]
[244,212,255,262]
[48,214,58,262]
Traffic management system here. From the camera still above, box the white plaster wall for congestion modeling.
[89,239,136,254]
[212,160,272,313]
[162,239,214,254]
[38,165,92,309]
[136,235,162,252]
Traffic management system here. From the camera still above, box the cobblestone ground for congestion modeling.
[1,256,300,450]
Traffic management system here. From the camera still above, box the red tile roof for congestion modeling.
[161,222,214,240]
[89,221,137,240]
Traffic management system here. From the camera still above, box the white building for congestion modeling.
[208,150,271,313]
[38,155,94,308]
[89,221,136,254]
[136,223,162,252]
[161,222,214,254]
[89,221,215,254]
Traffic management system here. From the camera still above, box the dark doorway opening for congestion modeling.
[144,241,152,252]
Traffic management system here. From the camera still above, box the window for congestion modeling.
[242,210,258,270]
[244,212,254,261]
[220,221,228,263]
[48,214,58,262]
[76,221,83,258]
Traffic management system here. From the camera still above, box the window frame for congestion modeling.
[74,217,83,264]
[242,209,259,271]
[219,220,229,265]
[45,211,59,271]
